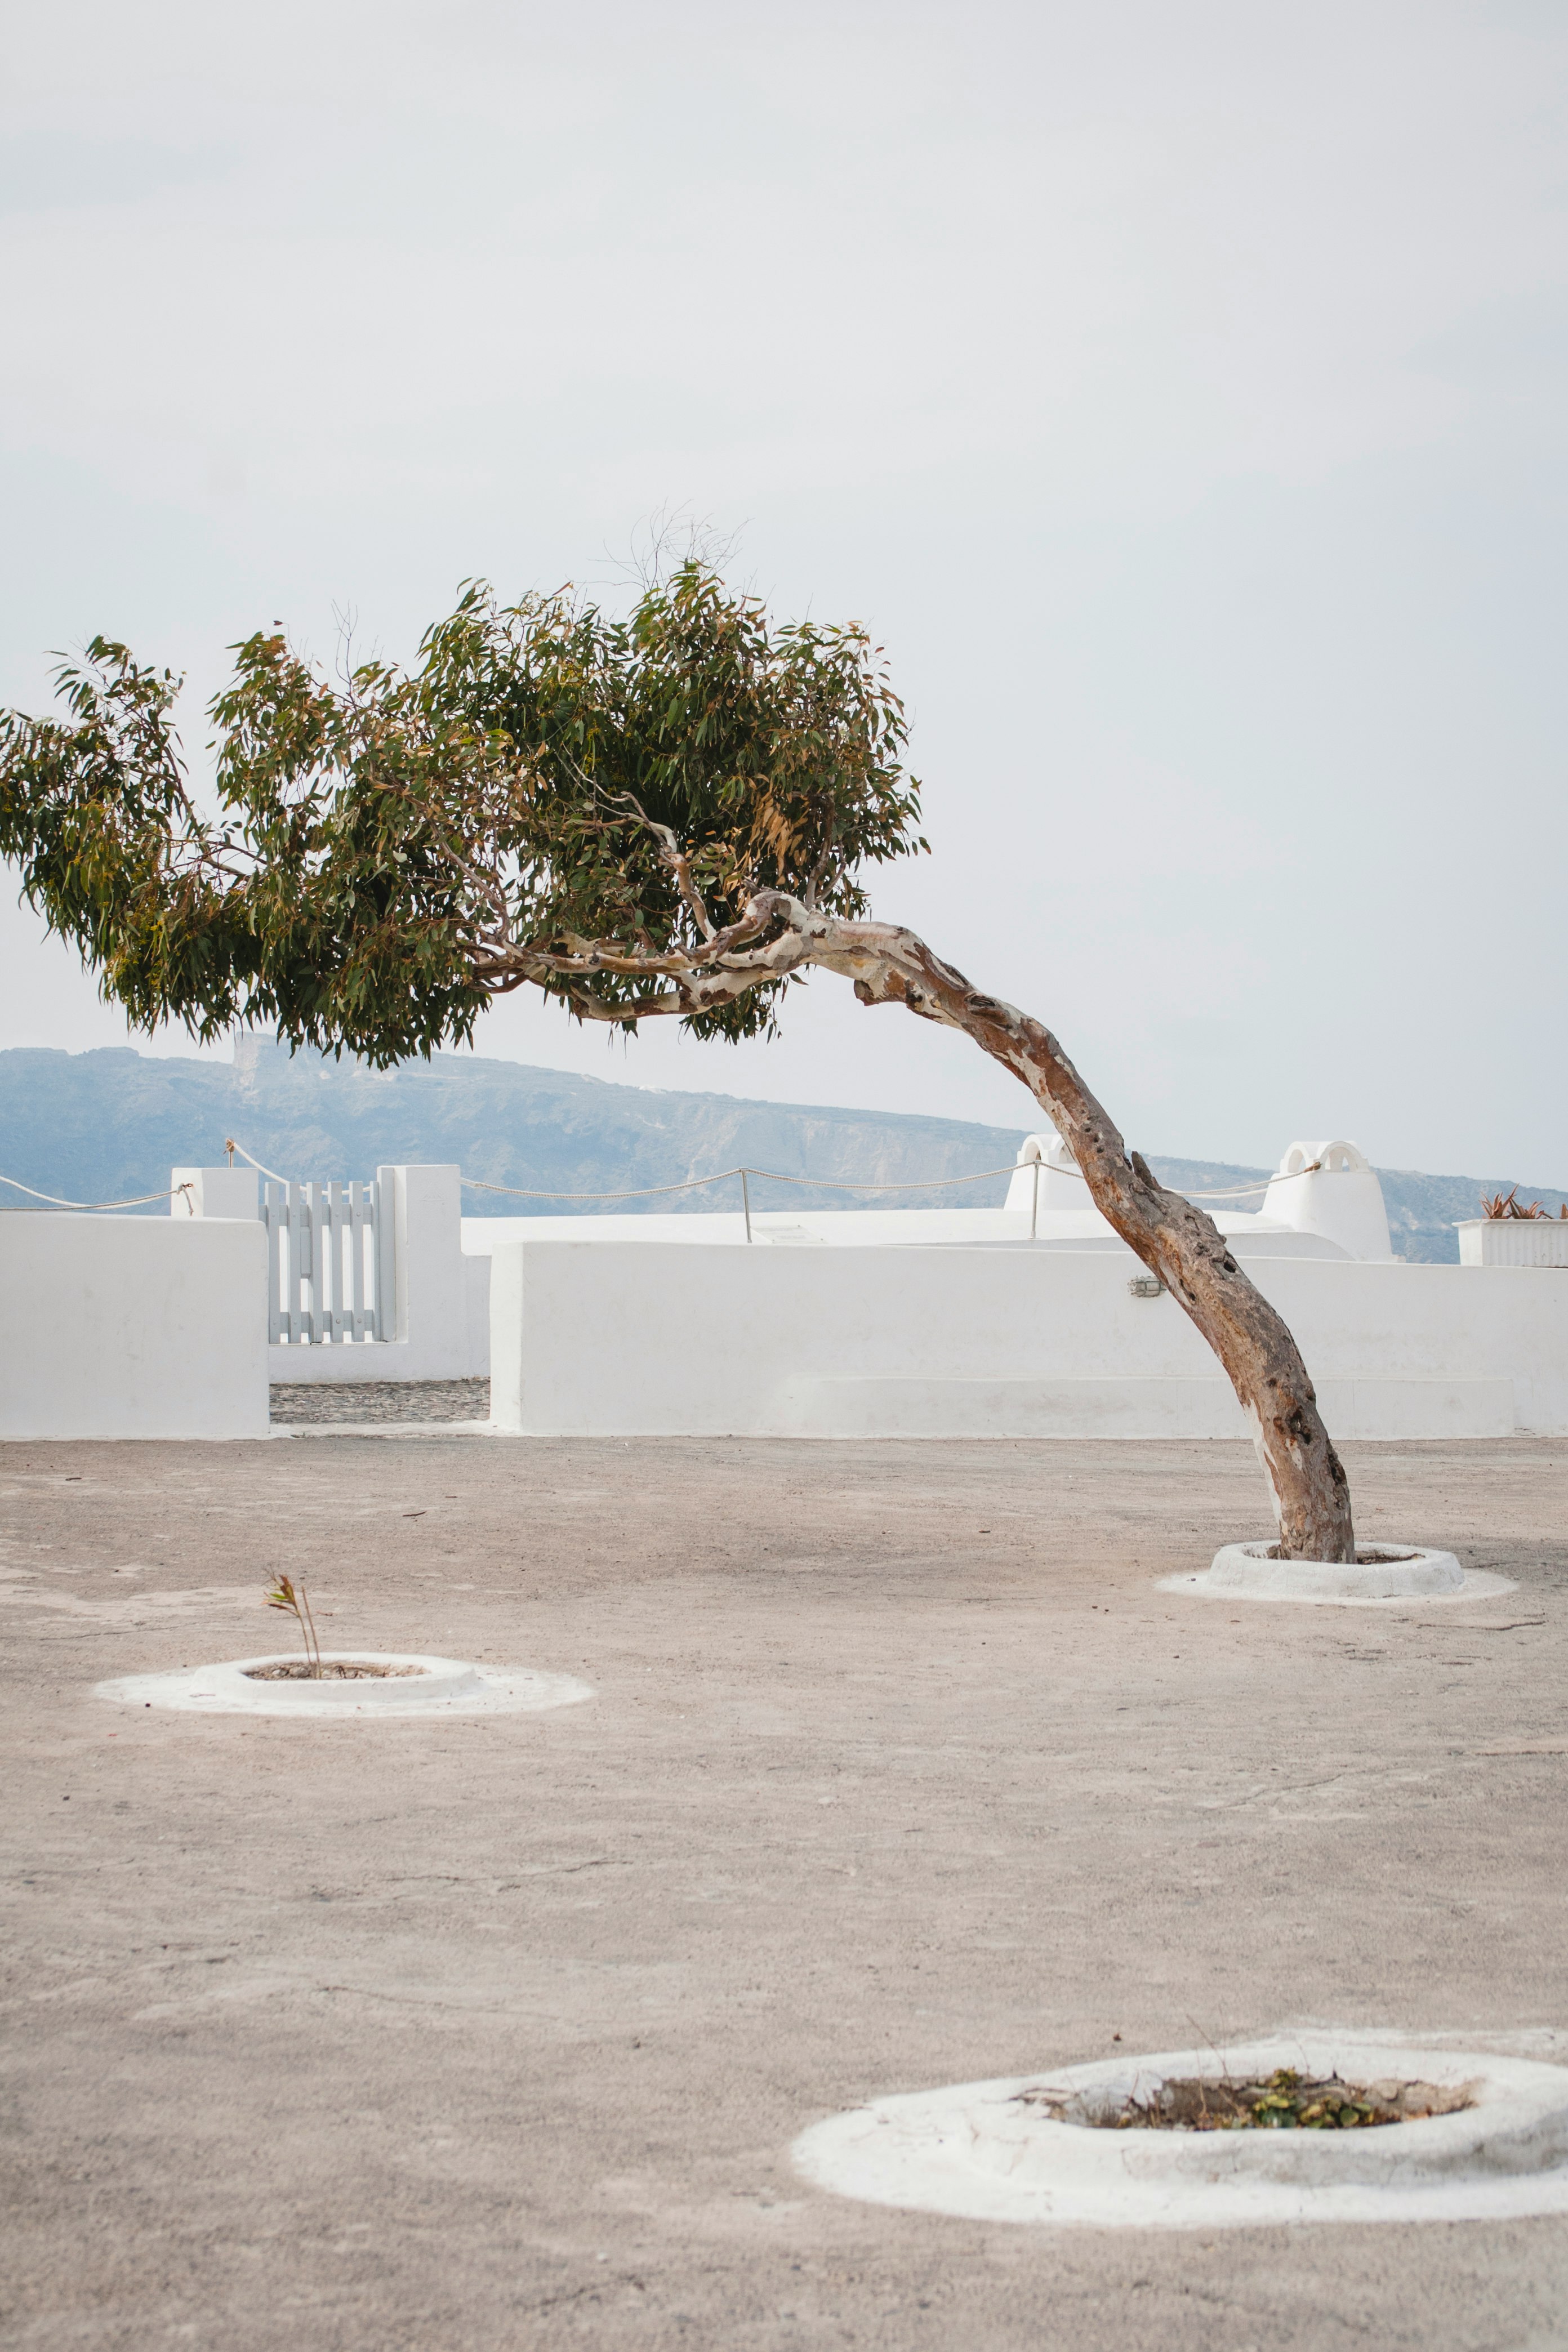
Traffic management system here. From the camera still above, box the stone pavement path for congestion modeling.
[270,1377,490,1424]
[2,1434,1567,2350]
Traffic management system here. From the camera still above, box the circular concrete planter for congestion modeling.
[1160,1543,1514,1608]
[792,2034,1568,2228]
[96,1651,593,1720]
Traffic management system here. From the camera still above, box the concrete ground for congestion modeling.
[2,1432,1567,2352]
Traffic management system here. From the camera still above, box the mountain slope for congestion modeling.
[0,1041,1561,1261]
[0,1040,1029,1220]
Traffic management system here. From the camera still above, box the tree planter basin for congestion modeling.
[1206,1542,1463,1598]
[792,2034,1568,2228]
[225,1653,483,1704]
[1160,1543,1515,1607]
[96,1652,594,1718]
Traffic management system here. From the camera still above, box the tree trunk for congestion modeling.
[783,907,1356,1561]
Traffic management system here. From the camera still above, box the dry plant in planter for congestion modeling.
[262,1574,322,1676]
[1061,2067,1477,2133]
[257,1576,420,1681]
[1481,1187,1568,1220]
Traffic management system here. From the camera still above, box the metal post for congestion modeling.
[741,1166,752,1244]
[1031,1156,1039,1242]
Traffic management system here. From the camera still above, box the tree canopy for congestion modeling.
[0,562,924,1065]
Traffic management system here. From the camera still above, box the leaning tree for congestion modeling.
[0,562,1355,1558]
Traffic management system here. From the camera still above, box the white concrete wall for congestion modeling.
[1004,1130,1092,1214]
[1262,1140,1394,1262]
[461,1208,1351,1259]
[458,1133,1392,1263]
[1000,1129,1395,1259]
[464,1253,491,1377]
[171,1164,258,1220]
[175,1161,491,1389]
[0,1213,269,1440]
[248,1125,1396,1393]
[489,1241,1568,1441]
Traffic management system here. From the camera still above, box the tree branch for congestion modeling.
[491,886,1353,1561]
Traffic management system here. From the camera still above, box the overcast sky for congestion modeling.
[2,1,1564,1176]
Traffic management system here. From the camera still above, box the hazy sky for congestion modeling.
[2,1,1564,1175]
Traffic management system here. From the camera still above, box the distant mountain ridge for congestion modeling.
[0,1041,1561,1263]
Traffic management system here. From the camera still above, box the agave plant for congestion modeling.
[1480,1187,1561,1220]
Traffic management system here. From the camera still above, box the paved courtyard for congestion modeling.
[3,1432,1567,2350]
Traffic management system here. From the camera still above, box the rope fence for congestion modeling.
[223,1139,293,1185]
[460,1168,759,1204]
[459,1161,1022,1201]
[456,1160,1313,1205]
[0,1173,194,1213]
[0,1143,1320,1228]
[461,1159,1032,1242]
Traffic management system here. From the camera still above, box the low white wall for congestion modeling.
[171,1164,258,1220]
[0,1214,269,1440]
[489,1242,1568,1441]
[1001,1129,1394,1259]
[461,1208,1350,1259]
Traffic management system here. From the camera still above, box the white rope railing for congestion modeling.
[0,1173,194,1213]
[460,1161,1021,1201]
[463,1168,754,1203]
[458,1160,1315,1202]
[1167,1166,1321,1199]
[461,1160,1027,1243]
[0,1143,1317,1225]
[222,1138,291,1184]
[455,1152,1317,1245]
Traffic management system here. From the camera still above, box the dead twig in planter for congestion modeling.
[264,1574,322,1677]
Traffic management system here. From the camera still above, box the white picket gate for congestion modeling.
[261,1179,391,1345]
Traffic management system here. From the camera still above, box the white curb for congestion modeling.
[95,1651,594,1719]
[792,2033,1568,2229]
[1160,1542,1515,1607]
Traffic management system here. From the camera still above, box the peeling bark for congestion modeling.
[803,907,1355,1561]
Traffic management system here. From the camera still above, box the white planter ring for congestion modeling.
[792,2034,1568,2229]
[96,1651,594,1719]
[1162,1543,1514,1608]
